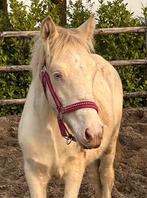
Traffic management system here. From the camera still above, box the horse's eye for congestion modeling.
[53,72,63,80]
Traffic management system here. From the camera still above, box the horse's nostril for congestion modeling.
[85,128,93,142]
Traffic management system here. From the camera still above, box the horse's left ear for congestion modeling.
[41,16,58,41]
[77,15,95,42]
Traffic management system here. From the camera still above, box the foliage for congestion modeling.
[67,0,146,107]
[0,0,146,116]
[67,0,92,27]
[94,0,146,107]
[0,11,11,31]
[0,0,59,116]
[9,0,59,31]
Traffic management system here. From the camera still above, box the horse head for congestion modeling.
[40,16,104,149]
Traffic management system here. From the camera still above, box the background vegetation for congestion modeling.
[0,0,146,116]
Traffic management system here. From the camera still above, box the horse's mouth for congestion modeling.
[80,143,100,150]
[75,138,100,150]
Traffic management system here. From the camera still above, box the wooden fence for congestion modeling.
[0,26,147,106]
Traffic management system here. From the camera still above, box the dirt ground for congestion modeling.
[0,108,147,198]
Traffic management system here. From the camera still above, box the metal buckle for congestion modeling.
[41,65,47,72]
[65,136,72,145]
[58,111,63,121]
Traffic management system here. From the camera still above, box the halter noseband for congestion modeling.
[41,65,99,144]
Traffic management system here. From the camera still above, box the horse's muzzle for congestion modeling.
[78,126,103,149]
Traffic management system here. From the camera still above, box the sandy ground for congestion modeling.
[0,108,147,198]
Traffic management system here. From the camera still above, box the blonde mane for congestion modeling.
[31,26,94,77]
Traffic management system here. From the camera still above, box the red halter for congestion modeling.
[41,65,99,144]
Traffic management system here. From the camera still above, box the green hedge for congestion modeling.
[0,0,146,116]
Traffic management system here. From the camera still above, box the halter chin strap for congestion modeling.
[41,65,99,145]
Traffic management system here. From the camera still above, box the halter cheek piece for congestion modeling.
[41,65,99,145]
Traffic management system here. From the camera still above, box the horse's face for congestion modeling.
[49,48,103,149]
[41,16,103,149]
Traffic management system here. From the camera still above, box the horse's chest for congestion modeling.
[47,140,85,177]
[23,124,85,178]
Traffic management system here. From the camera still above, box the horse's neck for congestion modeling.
[30,76,84,159]
[32,76,57,126]
[35,75,74,148]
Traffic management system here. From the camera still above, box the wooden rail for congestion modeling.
[0,65,31,72]
[0,91,146,106]
[0,59,146,73]
[0,99,26,106]
[0,26,146,38]
[0,27,146,106]
[124,91,147,99]
[110,59,147,66]
[94,26,147,35]
[0,31,39,38]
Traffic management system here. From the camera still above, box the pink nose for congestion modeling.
[85,127,103,148]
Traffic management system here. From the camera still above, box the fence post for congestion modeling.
[145,16,147,81]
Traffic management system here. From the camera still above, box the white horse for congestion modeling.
[18,15,123,198]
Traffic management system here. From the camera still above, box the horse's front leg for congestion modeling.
[88,159,102,197]
[24,159,50,198]
[63,159,85,198]
[99,135,118,198]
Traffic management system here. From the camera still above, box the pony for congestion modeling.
[18,15,123,198]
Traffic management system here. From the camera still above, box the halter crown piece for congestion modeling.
[41,65,99,145]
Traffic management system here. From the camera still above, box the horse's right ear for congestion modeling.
[77,15,95,44]
[41,16,58,41]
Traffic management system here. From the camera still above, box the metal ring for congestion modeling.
[65,136,72,145]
